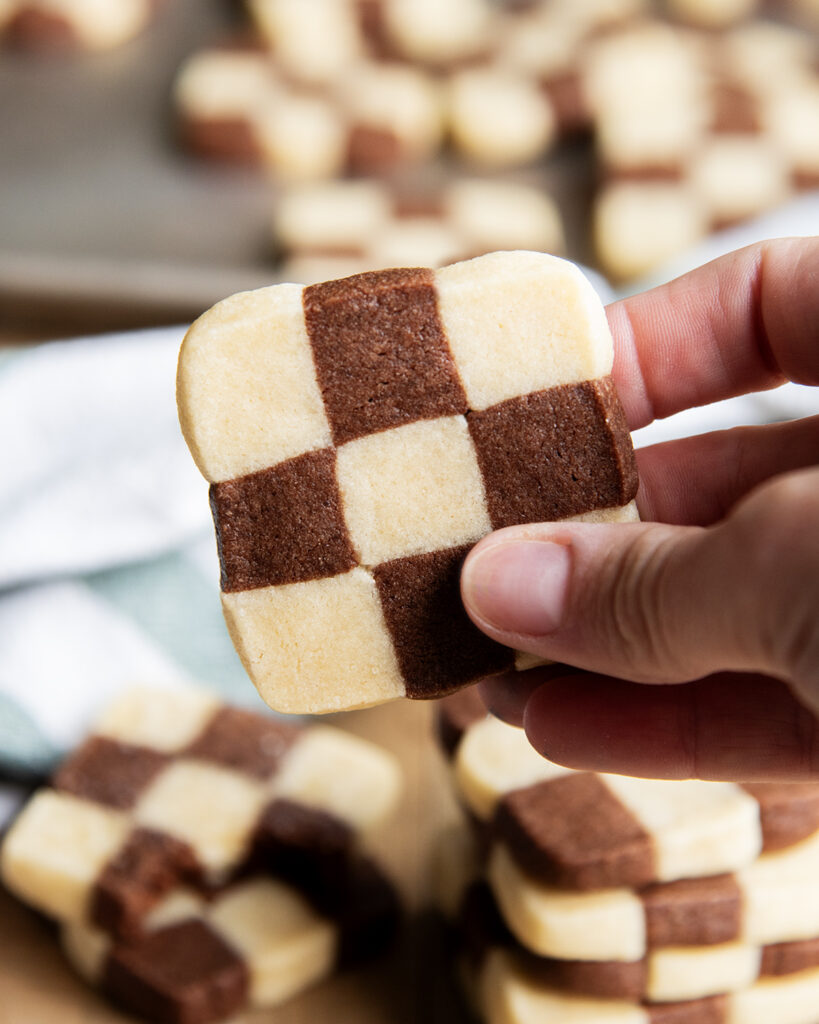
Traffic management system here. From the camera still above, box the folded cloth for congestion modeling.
[0,327,259,793]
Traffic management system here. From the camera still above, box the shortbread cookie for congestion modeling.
[447,67,557,168]
[446,709,819,885]
[1,0,153,51]
[340,60,445,174]
[463,879,819,1003]
[0,686,402,934]
[275,179,565,283]
[488,828,819,962]
[476,949,819,1024]
[177,251,638,714]
[62,858,397,1024]
[174,47,348,179]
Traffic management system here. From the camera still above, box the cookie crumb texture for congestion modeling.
[177,251,638,714]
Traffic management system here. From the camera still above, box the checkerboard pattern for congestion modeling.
[463,879,819,1004]
[178,251,638,714]
[61,859,398,1024]
[476,948,819,1024]
[0,686,402,940]
[434,692,819,1023]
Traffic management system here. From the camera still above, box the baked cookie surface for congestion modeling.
[177,251,638,713]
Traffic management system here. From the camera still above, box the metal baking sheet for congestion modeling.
[0,0,593,333]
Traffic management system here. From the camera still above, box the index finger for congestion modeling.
[609,236,819,431]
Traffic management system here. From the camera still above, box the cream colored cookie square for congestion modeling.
[336,416,490,565]
[94,685,219,753]
[62,923,110,984]
[488,845,645,962]
[208,878,336,1006]
[273,726,402,830]
[174,49,276,119]
[134,761,266,877]
[731,966,819,1024]
[740,829,819,945]
[222,569,405,714]
[647,942,761,1002]
[435,251,613,411]
[480,950,648,1024]
[603,776,762,881]
[0,790,129,922]
[453,714,572,821]
[177,283,331,482]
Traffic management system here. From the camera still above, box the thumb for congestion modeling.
[461,468,819,700]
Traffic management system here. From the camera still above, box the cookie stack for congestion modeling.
[0,686,403,1024]
[435,689,819,1024]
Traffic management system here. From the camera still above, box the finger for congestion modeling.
[479,665,577,728]
[523,672,819,781]
[461,467,819,704]
[609,237,819,430]
[636,415,819,526]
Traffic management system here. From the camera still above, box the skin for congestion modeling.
[460,237,819,782]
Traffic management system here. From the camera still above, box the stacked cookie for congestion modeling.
[0,0,160,52]
[436,689,819,1024]
[177,251,638,714]
[273,178,565,283]
[0,685,403,1023]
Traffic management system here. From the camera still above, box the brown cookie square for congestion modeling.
[184,707,300,780]
[303,268,467,445]
[468,378,638,529]
[91,829,201,940]
[373,545,514,698]
[210,448,357,592]
[53,737,169,811]
[494,773,654,890]
[102,919,249,1024]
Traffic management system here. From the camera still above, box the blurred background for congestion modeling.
[1,0,818,342]
[1,2,819,1021]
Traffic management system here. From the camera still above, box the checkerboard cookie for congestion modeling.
[461,878,819,1003]
[488,827,819,963]
[177,251,638,714]
[0,686,402,938]
[275,179,565,284]
[0,0,154,51]
[440,699,819,887]
[474,946,819,1024]
[61,857,398,1024]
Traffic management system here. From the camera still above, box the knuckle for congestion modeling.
[599,528,690,679]
[732,470,819,679]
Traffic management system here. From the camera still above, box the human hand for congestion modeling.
[460,237,819,782]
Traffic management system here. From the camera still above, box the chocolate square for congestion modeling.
[103,919,249,1024]
[494,773,654,891]
[91,829,200,940]
[648,997,728,1024]
[761,937,819,977]
[642,874,742,948]
[435,689,487,757]
[468,378,638,529]
[373,545,514,699]
[184,707,300,780]
[303,268,467,446]
[210,448,356,592]
[253,797,355,911]
[53,737,169,810]
[742,782,819,852]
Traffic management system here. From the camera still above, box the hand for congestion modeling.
[460,237,819,782]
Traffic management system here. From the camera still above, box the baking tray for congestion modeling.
[0,0,594,335]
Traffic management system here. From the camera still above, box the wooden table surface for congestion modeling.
[0,700,475,1024]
